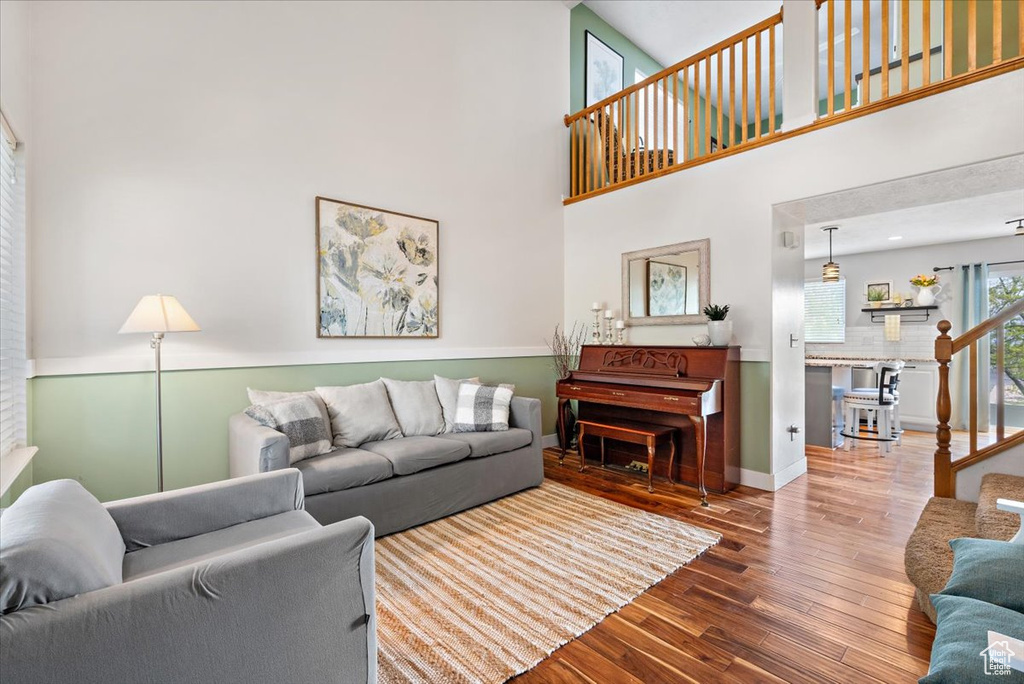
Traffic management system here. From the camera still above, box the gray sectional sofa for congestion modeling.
[229,395,544,536]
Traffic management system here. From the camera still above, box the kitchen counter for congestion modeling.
[805,355,937,367]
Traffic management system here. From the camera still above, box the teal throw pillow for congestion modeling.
[921,595,1024,683]
[939,538,1024,613]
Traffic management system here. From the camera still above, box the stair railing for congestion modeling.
[935,297,1024,497]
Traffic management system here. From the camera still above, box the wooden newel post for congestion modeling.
[934,320,954,498]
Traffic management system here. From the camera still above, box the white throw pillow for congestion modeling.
[434,375,480,433]
[453,382,515,433]
[247,388,332,440]
[245,395,333,464]
[381,378,444,437]
[316,380,402,448]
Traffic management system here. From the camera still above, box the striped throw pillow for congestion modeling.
[452,383,515,433]
[245,395,333,464]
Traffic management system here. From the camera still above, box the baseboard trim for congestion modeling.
[739,457,808,492]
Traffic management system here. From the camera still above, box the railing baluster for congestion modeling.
[672,71,678,166]
[969,339,978,455]
[613,99,620,184]
[996,324,1006,441]
[591,112,598,192]
[901,0,910,92]
[694,59,701,155]
[570,120,577,197]
[944,0,953,78]
[633,90,639,178]
[742,39,749,143]
[863,0,870,104]
[922,0,931,85]
[662,76,668,168]
[682,65,689,163]
[1019,0,1024,56]
[882,0,890,97]
[993,0,1002,65]
[935,320,954,497]
[828,0,836,116]
[603,105,610,187]
[717,51,723,149]
[704,56,712,154]
[769,26,776,131]
[968,0,977,71]
[653,82,659,173]
[645,83,652,172]
[845,0,853,110]
[729,44,736,145]
[756,30,762,137]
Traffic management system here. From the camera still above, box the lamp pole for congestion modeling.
[151,332,165,492]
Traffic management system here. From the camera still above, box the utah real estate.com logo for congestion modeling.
[981,640,1016,676]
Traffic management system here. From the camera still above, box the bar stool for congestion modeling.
[842,361,904,454]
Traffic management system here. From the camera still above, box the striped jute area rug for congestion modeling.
[374,481,721,683]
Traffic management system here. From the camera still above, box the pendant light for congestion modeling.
[1008,218,1024,236]
[821,225,840,283]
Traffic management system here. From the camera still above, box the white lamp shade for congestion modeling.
[119,295,200,334]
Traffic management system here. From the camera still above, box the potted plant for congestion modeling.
[703,304,732,346]
[867,289,887,309]
[547,323,587,448]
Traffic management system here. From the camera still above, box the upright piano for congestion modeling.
[556,345,741,500]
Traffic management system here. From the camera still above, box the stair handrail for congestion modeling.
[934,297,1024,498]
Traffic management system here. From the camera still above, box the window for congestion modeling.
[988,266,1024,425]
[805,279,846,343]
[0,115,26,460]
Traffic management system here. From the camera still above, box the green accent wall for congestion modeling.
[20,356,774,504]
[740,361,771,474]
[29,357,558,503]
[952,0,1022,76]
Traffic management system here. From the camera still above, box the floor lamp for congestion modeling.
[119,295,200,492]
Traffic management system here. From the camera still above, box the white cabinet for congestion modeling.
[898,363,939,431]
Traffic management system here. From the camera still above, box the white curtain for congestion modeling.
[949,263,990,432]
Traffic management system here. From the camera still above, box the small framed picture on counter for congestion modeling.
[865,280,893,303]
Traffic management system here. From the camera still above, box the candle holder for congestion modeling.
[615,326,625,345]
[603,318,614,345]
[591,306,602,343]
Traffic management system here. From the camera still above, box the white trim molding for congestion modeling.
[29,346,553,378]
[739,457,808,492]
[1,446,37,497]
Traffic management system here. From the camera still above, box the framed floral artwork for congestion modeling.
[316,196,439,338]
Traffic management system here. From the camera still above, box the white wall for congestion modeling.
[27,0,569,374]
[0,0,30,140]
[564,70,1024,478]
[803,235,1024,330]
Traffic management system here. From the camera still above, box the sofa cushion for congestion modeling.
[293,448,394,495]
[939,537,1024,613]
[247,388,332,440]
[123,510,320,581]
[245,395,333,464]
[434,375,480,433]
[453,383,515,433]
[921,595,1024,683]
[438,428,532,458]
[381,378,444,436]
[0,480,126,614]
[361,436,471,476]
[316,380,402,448]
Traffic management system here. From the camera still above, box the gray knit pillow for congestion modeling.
[245,395,333,464]
[453,383,515,433]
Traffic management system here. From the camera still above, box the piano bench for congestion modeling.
[576,419,677,493]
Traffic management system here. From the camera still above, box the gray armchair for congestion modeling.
[0,470,376,684]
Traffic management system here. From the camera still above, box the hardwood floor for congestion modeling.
[515,430,942,684]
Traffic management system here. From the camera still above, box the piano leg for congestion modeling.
[646,438,655,493]
[668,436,676,485]
[577,421,587,473]
[688,416,709,506]
[557,397,570,465]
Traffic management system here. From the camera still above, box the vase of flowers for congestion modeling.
[704,304,732,346]
[547,323,587,448]
[910,274,942,306]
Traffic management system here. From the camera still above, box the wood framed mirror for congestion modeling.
[621,238,710,326]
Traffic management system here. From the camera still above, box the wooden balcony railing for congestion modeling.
[565,11,783,202]
[816,0,1024,121]
[934,297,1024,498]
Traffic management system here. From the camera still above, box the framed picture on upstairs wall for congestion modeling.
[585,31,623,107]
[316,196,439,338]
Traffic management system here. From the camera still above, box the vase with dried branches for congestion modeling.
[546,323,587,449]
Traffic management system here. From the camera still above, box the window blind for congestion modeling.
[805,279,846,344]
[0,120,26,459]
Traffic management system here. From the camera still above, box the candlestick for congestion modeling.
[615,326,625,345]
[603,317,614,345]
[591,305,602,343]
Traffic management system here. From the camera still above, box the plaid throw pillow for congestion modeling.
[245,395,332,464]
[452,383,515,433]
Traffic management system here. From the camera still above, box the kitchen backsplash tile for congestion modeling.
[806,324,937,361]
